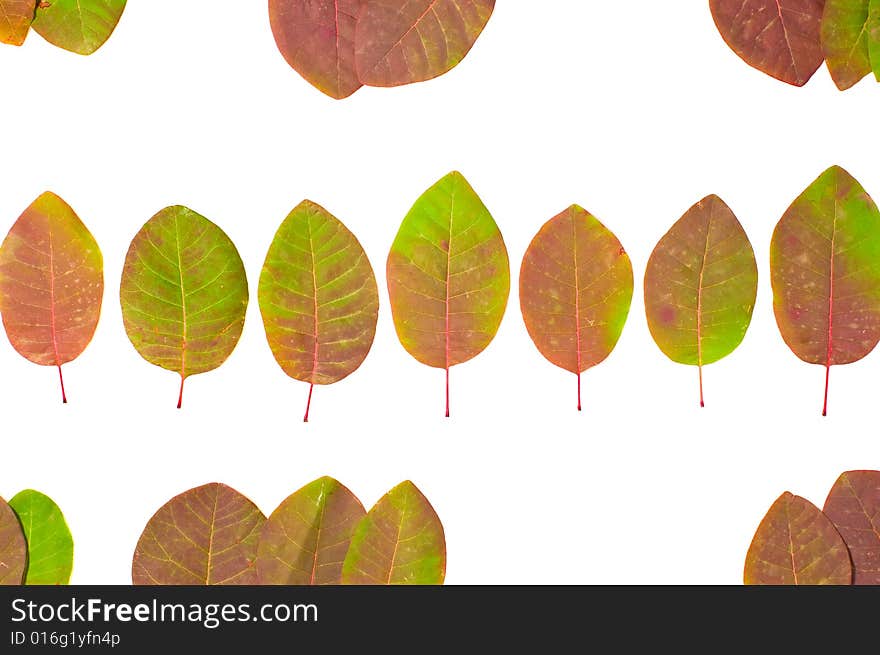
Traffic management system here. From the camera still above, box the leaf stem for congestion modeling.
[699,365,704,408]
[823,365,830,417]
[304,383,314,423]
[57,365,67,404]
[177,375,185,409]
[577,372,582,412]
[445,366,450,418]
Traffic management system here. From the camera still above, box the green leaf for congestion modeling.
[770,166,880,415]
[822,0,872,90]
[710,0,825,86]
[269,0,364,99]
[256,477,365,585]
[0,191,104,403]
[342,481,445,585]
[8,490,73,585]
[387,171,510,417]
[0,0,35,46]
[120,206,249,408]
[519,205,633,411]
[0,496,26,585]
[644,195,757,407]
[258,201,379,422]
[355,0,495,87]
[869,0,880,80]
[32,0,125,55]
[744,491,852,585]
[132,483,265,585]
[823,470,880,585]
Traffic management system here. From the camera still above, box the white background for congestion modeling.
[0,2,878,585]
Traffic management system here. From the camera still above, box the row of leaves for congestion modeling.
[0,0,125,54]
[744,470,879,585]
[0,490,73,585]
[270,0,495,99]
[132,479,445,586]
[4,167,878,418]
[711,0,880,89]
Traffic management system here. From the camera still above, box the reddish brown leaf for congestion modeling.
[132,483,265,585]
[0,0,35,46]
[355,0,495,87]
[744,492,852,585]
[644,195,757,407]
[269,0,364,99]
[0,192,104,403]
[710,0,826,86]
[0,496,26,585]
[519,205,633,411]
[823,470,880,584]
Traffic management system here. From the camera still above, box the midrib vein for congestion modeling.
[571,215,582,376]
[174,218,188,380]
[826,203,838,373]
[307,218,320,383]
[205,491,220,585]
[47,227,62,368]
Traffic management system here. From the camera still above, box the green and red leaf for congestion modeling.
[644,195,757,406]
[120,206,249,408]
[387,171,510,416]
[256,477,365,585]
[821,0,872,90]
[269,0,364,99]
[9,489,73,585]
[342,481,445,585]
[355,0,494,87]
[258,200,379,422]
[0,496,26,585]
[519,205,633,411]
[869,0,880,80]
[710,0,826,86]
[823,470,880,584]
[770,166,880,415]
[31,0,126,55]
[0,192,104,403]
[744,491,852,585]
[132,483,265,586]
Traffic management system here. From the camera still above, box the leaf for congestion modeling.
[519,205,633,411]
[8,490,73,585]
[0,496,26,585]
[0,0,35,46]
[770,166,880,415]
[256,477,365,585]
[120,206,249,408]
[821,0,872,90]
[644,195,758,407]
[258,201,379,422]
[342,481,445,585]
[386,171,510,417]
[31,0,125,55]
[710,0,826,86]
[822,470,880,584]
[0,192,104,403]
[869,0,880,80]
[269,0,364,99]
[744,491,852,585]
[132,483,265,585]
[355,0,495,87]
